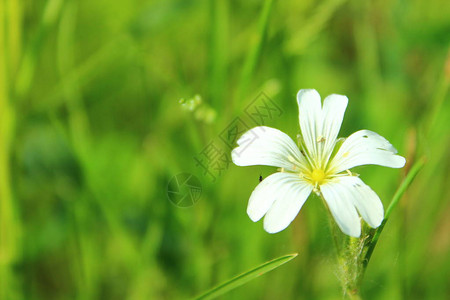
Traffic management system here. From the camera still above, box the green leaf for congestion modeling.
[193,253,298,300]
[363,157,426,269]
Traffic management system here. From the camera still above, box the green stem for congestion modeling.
[320,194,362,297]
[343,236,365,299]
[347,290,362,300]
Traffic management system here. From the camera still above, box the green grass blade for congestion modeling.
[363,157,426,269]
[208,0,228,111]
[385,157,426,223]
[236,0,274,105]
[193,253,298,300]
[285,0,348,54]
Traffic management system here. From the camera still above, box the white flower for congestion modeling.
[232,89,406,237]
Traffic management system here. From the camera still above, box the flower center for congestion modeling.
[311,169,326,185]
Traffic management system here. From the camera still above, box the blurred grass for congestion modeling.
[0,0,449,299]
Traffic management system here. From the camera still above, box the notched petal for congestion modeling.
[329,130,406,173]
[321,180,362,237]
[232,126,307,171]
[262,178,313,233]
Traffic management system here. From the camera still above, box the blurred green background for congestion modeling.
[1,0,449,299]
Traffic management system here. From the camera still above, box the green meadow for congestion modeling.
[0,0,449,299]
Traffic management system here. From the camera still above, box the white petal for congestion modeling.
[232,126,307,172]
[247,172,299,222]
[321,180,361,237]
[263,176,313,233]
[321,94,348,160]
[329,130,406,173]
[297,89,322,164]
[334,176,384,228]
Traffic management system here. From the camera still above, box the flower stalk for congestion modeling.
[329,158,425,298]
[341,235,365,299]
